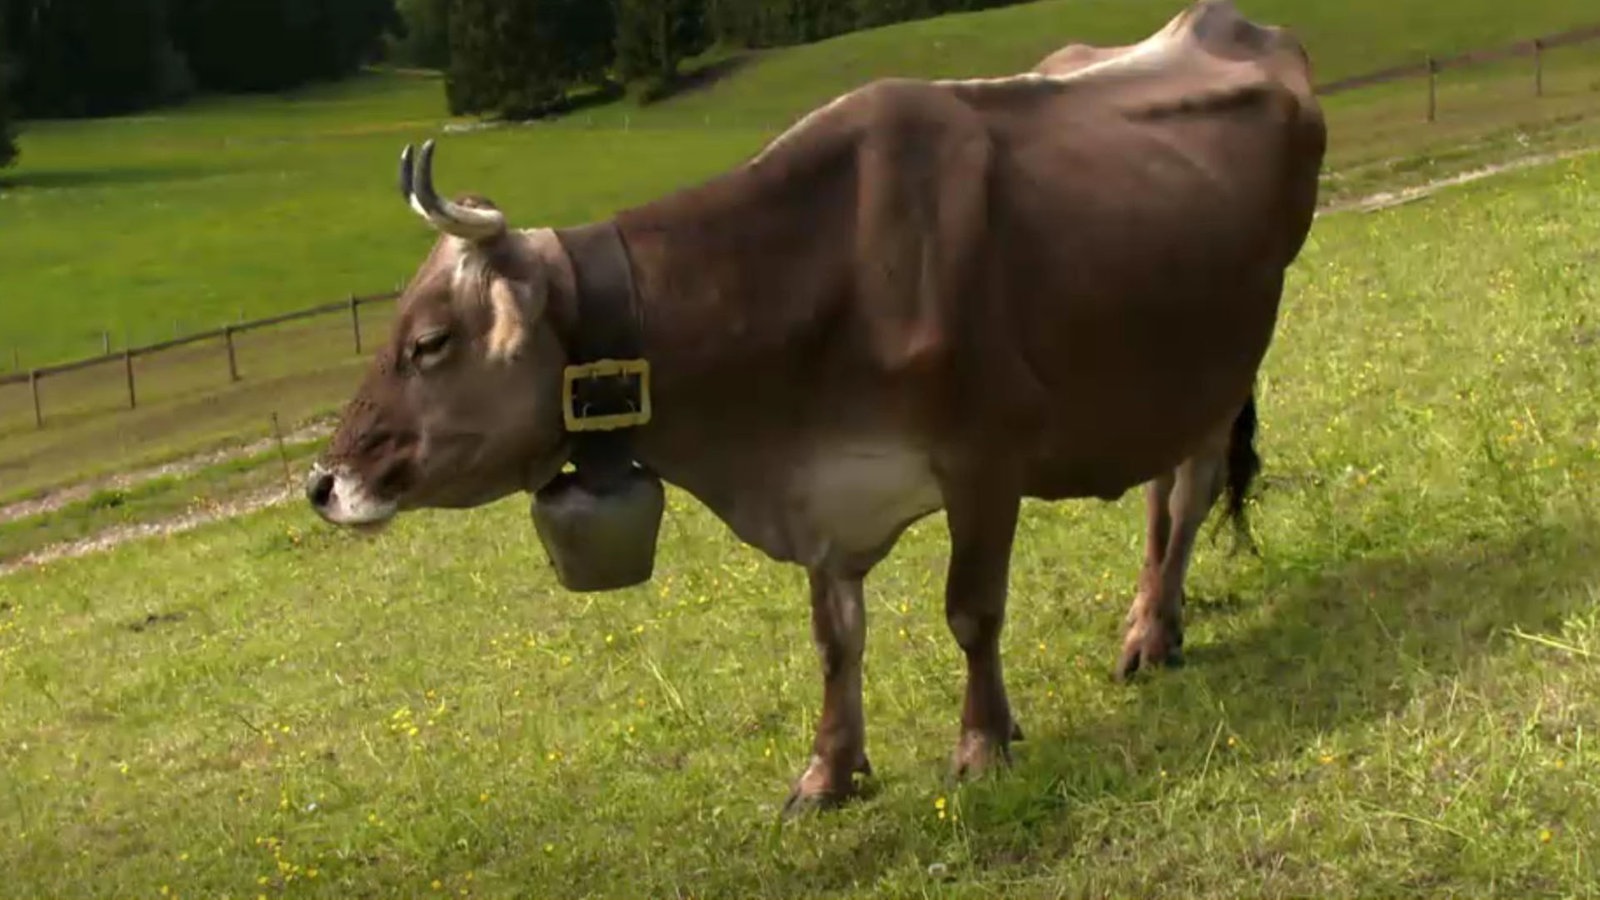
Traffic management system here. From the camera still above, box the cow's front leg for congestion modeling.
[944,485,1024,779]
[783,568,872,815]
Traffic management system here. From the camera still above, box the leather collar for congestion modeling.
[551,220,651,490]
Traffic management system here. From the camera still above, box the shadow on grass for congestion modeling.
[489,82,628,124]
[977,518,1595,843]
[773,517,1598,888]
[561,81,628,116]
[635,54,757,105]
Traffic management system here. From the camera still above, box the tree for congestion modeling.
[445,0,613,119]
[388,0,451,69]
[707,0,1026,49]
[614,0,710,89]
[169,0,397,94]
[0,8,16,170]
[4,0,188,118]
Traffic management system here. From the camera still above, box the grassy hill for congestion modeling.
[4,0,1598,367]
[0,0,1598,498]
[618,0,1600,128]
[2,146,1598,898]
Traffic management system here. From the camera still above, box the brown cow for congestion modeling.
[307,0,1326,813]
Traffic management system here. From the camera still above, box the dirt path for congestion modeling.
[0,419,333,527]
[2,145,1596,578]
[0,484,298,579]
[1315,145,1600,216]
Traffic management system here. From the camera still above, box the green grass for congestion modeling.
[0,307,386,503]
[2,148,1599,897]
[0,438,321,566]
[4,0,1599,368]
[608,0,1600,130]
[0,70,768,369]
[2,0,1599,496]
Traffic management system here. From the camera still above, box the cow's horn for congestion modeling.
[400,139,506,242]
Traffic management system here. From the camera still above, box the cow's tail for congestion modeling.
[1218,391,1261,555]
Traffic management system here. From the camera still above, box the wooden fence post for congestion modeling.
[1426,56,1437,122]
[1534,39,1544,97]
[29,370,42,428]
[350,295,363,355]
[271,412,292,494]
[224,325,240,382]
[124,350,137,410]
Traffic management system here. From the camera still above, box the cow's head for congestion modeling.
[306,141,573,529]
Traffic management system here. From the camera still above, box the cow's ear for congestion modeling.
[485,276,545,363]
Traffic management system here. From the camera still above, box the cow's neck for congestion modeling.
[551,143,849,449]
[612,139,855,387]
[556,138,859,502]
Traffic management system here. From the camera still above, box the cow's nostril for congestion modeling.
[307,472,336,509]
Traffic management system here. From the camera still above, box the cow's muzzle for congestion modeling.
[305,462,398,529]
[306,468,335,509]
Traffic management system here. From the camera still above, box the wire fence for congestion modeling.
[2,21,1598,432]
[0,291,397,431]
[1315,23,1600,122]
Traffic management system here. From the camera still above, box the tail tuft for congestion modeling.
[1219,392,1262,555]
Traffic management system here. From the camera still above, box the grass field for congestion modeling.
[2,140,1599,898]
[2,0,1599,501]
[4,0,1600,367]
[0,437,320,568]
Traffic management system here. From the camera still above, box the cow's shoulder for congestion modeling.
[748,76,987,171]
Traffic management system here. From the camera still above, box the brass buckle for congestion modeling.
[562,358,652,432]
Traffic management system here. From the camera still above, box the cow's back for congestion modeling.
[929,0,1325,498]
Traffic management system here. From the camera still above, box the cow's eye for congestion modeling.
[411,330,451,363]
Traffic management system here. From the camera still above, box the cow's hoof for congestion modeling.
[780,786,848,819]
[951,727,1015,781]
[1115,616,1184,682]
[780,753,870,819]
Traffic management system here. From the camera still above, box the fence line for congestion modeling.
[1317,24,1600,95]
[3,21,1599,430]
[0,290,398,428]
[1315,22,1600,123]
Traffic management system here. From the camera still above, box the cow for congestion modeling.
[306,0,1326,814]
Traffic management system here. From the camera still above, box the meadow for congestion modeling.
[3,105,1600,900]
[3,0,1600,895]
[7,0,1600,365]
[2,0,1599,501]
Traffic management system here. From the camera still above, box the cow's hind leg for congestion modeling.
[783,567,873,815]
[1116,394,1260,681]
[944,480,1025,779]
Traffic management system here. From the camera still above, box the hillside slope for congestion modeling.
[620,0,1600,129]
[3,0,1596,366]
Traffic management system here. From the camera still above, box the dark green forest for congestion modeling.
[0,0,1030,167]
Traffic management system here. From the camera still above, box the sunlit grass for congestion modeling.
[2,1,1599,499]
[4,0,1599,369]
